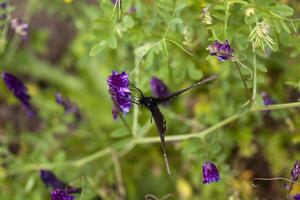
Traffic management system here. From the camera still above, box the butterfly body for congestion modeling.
[132,74,218,175]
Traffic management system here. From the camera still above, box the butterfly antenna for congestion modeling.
[129,82,144,97]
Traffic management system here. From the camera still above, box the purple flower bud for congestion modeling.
[207,40,233,61]
[294,194,300,200]
[202,161,220,184]
[261,92,275,106]
[55,93,81,120]
[51,189,75,200]
[150,76,170,98]
[107,71,132,120]
[2,72,36,117]
[11,18,29,41]
[111,0,117,5]
[291,160,300,182]
[40,170,66,189]
[0,2,7,20]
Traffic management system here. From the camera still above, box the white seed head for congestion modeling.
[201,8,212,25]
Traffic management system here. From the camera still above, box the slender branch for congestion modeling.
[252,102,300,111]
[164,38,193,56]
[234,62,251,100]
[112,151,126,200]
[134,113,243,144]
[119,113,132,134]
[251,42,257,103]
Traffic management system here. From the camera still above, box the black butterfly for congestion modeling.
[130,74,218,175]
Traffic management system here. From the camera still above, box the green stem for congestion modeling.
[234,62,251,100]
[119,113,132,134]
[252,102,300,111]
[251,43,257,103]
[134,113,243,143]
[224,1,230,40]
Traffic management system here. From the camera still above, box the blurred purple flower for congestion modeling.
[107,71,132,120]
[0,2,7,20]
[111,0,117,5]
[11,18,29,40]
[261,92,275,106]
[2,72,36,117]
[127,6,136,14]
[40,170,66,189]
[207,40,233,61]
[294,194,300,200]
[40,170,81,200]
[56,92,81,120]
[291,160,300,182]
[202,161,220,184]
[150,76,170,98]
[51,189,75,200]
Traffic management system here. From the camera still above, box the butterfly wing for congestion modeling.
[156,74,218,104]
[150,105,171,175]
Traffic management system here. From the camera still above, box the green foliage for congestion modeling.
[0,0,300,199]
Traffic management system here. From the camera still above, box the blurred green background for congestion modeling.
[0,0,300,199]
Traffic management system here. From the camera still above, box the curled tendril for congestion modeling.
[251,177,298,188]
[232,58,253,81]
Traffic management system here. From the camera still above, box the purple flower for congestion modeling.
[107,71,132,120]
[111,0,117,5]
[51,189,75,200]
[261,92,275,106]
[2,72,36,117]
[11,18,29,40]
[294,194,300,200]
[40,170,66,189]
[40,170,81,200]
[207,40,233,61]
[150,76,170,98]
[291,160,300,182]
[0,2,7,20]
[55,92,81,120]
[202,161,220,184]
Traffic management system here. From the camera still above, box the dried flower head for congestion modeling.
[107,71,132,120]
[2,72,36,117]
[245,7,255,17]
[11,18,29,40]
[250,21,275,51]
[202,161,220,184]
[150,76,170,98]
[201,7,212,25]
[291,160,300,182]
[207,40,234,61]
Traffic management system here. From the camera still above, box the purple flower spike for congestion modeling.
[51,189,75,200]
[11,18,29,40]
[294,194,300,200]
[107,71,132,120]
[207,40,233,61]
[2,72,36,117]
[150,76,170,98]
[40,170,66,189]
[202,161,220,184]
[291,160,300,182]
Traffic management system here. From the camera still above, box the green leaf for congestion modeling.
[108,36,118,49]
[270,4,294,17]
[123,15,135,28]
[110,128,130,138]
[89,41,107,56]
[279,19,291,34]
[170,18,183,24]
[187,64,203,80]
